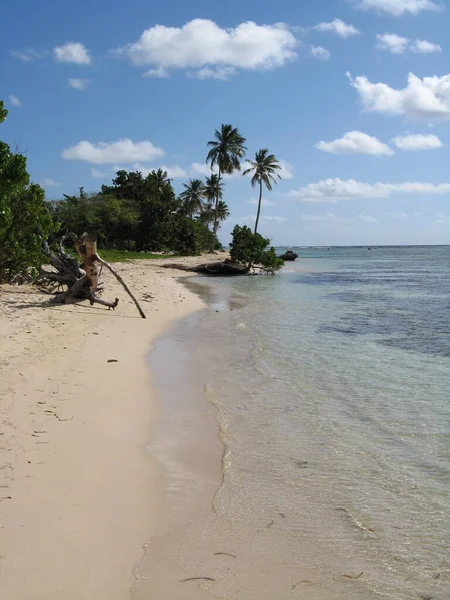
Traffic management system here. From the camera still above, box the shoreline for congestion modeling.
[0,257,210,600]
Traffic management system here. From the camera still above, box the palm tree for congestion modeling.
[199,200,229,231]
[215,200,230,229]
[243,149,282,235]
[151,168,171,193]
[206,124,246,244]
[179,179,205,217]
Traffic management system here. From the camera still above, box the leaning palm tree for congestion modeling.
[243,149,282,235]
[179,179,205,217]
[206,124,246,245]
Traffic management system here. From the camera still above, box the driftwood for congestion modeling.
[37,233,146,318]
[162,261,250,275]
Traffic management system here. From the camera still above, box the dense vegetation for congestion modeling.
[0,101,54,282]
[1,99,284,282]
[47,169,220,256]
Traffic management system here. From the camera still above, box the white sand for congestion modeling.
[0,257,210,600]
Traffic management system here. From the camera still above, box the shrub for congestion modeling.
[229,225,283,274]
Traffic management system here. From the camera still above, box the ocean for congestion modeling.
[138,246,450,600]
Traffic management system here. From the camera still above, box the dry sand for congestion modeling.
[0,256,216,600]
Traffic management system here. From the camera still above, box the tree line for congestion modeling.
[1,99,284,282]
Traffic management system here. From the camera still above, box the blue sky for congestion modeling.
[1,0,450,245]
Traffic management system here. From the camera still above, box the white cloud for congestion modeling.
[309,46,331,60]
[9,48,49,61]
[91,168,108,178]
[316,131,393,155]
[132,163,187,178]
[43,178,60,187]
[191,162,217,177]
[241,213,287,225]
[115,19,298,78]
[301,212,378,224]
[289,178,450,202]
[314,18,360,38]
[190,162,234,178]
[346,71,450,120]
[143,67,169,78]
[262,215,287,223]
[376,34,442,54]
[189,66,237,80]
[388,211,409,217]
[436,211,450,224]
[376,33,409,54]
[411,39,442,54]
[352,0,441,16]
[8,95,21,107]
[53,42,91,65]
[392,133,442,150]
[62,138,165,164]
[68,78,91,90]
[278,160,294,179]
[246,197,276,206]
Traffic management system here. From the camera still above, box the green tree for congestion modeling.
[0,101,54,281]
[179,179,206,217]
[206,124,246,245]
[243,149,282,235]
[229,225,283,274]
[101,169,179,250]
[49,191,139,248]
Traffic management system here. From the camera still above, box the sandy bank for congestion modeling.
[0,256,213,600]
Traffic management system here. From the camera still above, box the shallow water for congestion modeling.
[137,246,450,600]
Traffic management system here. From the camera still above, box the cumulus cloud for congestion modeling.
[8,95,21,107]
[132,163,187,178]
[376,33,409,54]
[278,160,295,180]
[190,162,237,178]
[289,178,450,202]
[316,131,393,155]
[411,39,442,54]
[376,34,442,54]
[53,42,91,65]
[68,78,91,90]
[309,46,331,60]
[346,71,450,120]
[392,133,442,150]
[351,0,441,16]
[62,139,164,164]
[115,19,298,78]
[313,18,360,38]
[43,178,60,187]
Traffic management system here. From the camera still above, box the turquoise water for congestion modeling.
[189,246,450,599]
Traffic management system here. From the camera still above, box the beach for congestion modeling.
[0,257,210,600]
[1,247,449,600]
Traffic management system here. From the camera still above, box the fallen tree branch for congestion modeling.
[37,233,146,318]
[94,255,146,319]
[161,261,249,276]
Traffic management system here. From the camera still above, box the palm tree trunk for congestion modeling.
[212,169,221,250]
[254,179,263,235]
